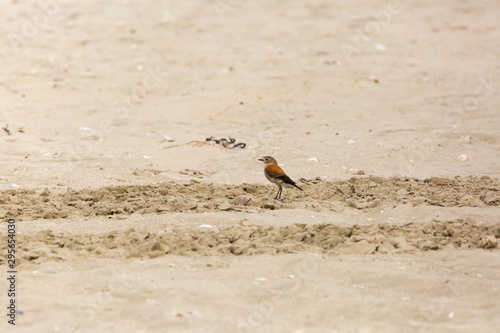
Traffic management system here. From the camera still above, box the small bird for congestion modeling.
[258,156,303,200]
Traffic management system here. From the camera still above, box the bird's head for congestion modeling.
[258,156,278,166]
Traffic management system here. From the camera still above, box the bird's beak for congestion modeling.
[258,158,263,162]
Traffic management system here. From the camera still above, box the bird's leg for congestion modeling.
[274,186,281,200]
[274,186,283,200]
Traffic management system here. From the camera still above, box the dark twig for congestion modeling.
[2,124,11,135]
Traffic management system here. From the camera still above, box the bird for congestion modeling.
[258,156,303,200]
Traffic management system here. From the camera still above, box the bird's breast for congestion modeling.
[264,169,278,184]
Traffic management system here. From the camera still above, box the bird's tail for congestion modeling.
[293,183,303,191]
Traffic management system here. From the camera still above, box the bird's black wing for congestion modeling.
[276,174,303,191]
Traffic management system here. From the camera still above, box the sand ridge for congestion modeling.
[3,219,498,267]
[0,176,499,220]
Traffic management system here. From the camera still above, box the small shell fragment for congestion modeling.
[163,135,175,142]
[457,155,472,161]
[460,135,472,143]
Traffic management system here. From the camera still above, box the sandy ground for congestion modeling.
[1,0,500,332]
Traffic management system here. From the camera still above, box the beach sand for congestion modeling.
[1,0,499,332]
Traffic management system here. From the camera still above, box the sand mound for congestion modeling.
[3,219,498,266]
[0,176,498,220]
